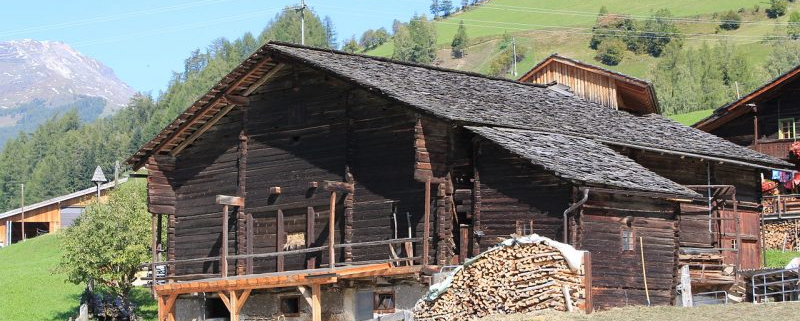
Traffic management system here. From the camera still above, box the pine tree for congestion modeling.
[430,0,440,18]
[440,0,454,16]
[451,21,469,58]
[323,16,338,49]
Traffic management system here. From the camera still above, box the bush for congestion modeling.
[768,0,788,18]
[595,39,626,65]
[720,10,742,30]
[789,11,800,39]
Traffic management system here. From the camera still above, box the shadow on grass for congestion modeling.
[49,289,157,321]
[51,293,81,321]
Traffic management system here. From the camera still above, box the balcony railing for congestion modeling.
[762,194,800,220]
[750,139,794,160]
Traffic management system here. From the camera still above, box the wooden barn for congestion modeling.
[0,179,123,246]
[518,54,659,115]
[129,42,790,321]
[694,65,800,250]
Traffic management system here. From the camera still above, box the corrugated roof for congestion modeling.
[468,126,701,198]
[0,178,128,220]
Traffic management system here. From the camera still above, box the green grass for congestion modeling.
[764,249,800,268]
[668,109,714,125]
[0,234,156,321]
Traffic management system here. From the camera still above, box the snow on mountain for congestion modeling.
[0,39,135,110]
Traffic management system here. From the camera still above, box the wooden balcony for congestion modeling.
[749,139,794,160]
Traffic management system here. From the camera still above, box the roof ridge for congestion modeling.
[266,41,551,88]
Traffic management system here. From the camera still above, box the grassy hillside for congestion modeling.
[0,234,156,320]
[367,0,797,122]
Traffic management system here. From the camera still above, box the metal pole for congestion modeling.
[20,183,24,241]
[300,0,306,45]
[512,37,517,77]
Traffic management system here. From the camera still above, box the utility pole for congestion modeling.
[512,37,518,77]
[20,183,24,241]
[296,0,307,45]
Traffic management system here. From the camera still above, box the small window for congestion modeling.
[516,220,534,236]
[280,296,301,316]
[779,118,796,139]
[731,239,738,250]
[621,229,635,252]
[373,291,395,314]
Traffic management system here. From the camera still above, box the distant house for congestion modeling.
[129,42,787,320]
[0,178,125,246]
[518,54,659,115]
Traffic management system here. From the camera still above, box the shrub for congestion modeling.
[768,0,789,18]
[595,38,626,65]
[720,10,742,30]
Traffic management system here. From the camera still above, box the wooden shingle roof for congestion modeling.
[127,42,791,171]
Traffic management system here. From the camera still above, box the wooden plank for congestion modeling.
[583,251,593,314]
[329,191,337,271]
[216,195,244,207]
[151,214,158,295]
[246,214,254,274]
[311,283,322,321]
[423,178,431,267]
[229,290,239,321]
[323,181,354,193]
[277,209,285,272]
[243,63,285,96]
[221,205,229,278]
[307,207,316,269]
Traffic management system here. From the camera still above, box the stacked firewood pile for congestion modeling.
[679,251,734,285]
[763,220,800,250]
[413,237,586,320]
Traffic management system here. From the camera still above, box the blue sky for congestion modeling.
[0,0,430,93]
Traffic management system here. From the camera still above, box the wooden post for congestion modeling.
[639,236,650,306]
[246,214,253,274]
[307,207,316,269]
[151,213,158,295]
[158,294,177,321]
[229,290,239,321]
[222,204,229,278]
[680,265,693,307]
[277,209,285,272]
[459,224,469,263]
[311,283,322,321]
[423,179,431,267]
[583,251,593,314]
[329,192,337,270]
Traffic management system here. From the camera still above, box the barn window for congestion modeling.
[373,291,395,313]
[731,239,738,250]
[779,118,796,139]
[280,296,301,316]
[516,220,534,236]
[621,229,635,252]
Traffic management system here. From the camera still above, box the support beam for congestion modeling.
[311,283,322,321]
[246,214,254,274]
[307,207,316,269]
[216,195,244,207]
[158,294,177,321]
[329,192,337,271]
[298,286,313,307]
[423,179,431,267]
[277,209,285,272]
[221,205,229,278]
[323,181,354,194]
[151,213,158,296]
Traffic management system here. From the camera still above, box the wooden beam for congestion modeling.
[298,286,313,308]
[216,195,244,207]
[223,94,249,106]
[583,251,593,314]
[269,186,282,195]
[277,209,285,272]
[329,192,337,271]
[246,214,254,274]
[307,207,316,269]
[158,294,177,321]
[243,63,285,96]
[423,179,431,267]
[218,291,232,314]
[229,290,239,321]
[221,205,229,278]
[237,289,251,311]
[311,283,322,321]
[158,57,273,157]
[322,181,354,194]
[151,214,158,297]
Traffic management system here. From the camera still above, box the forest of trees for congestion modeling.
[0,7,335,211]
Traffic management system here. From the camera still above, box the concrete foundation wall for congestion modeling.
[174,283,428,321]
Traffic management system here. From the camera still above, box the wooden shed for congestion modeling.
[0,179,123,246]
[129,42,789,320]
[518,54,659,115]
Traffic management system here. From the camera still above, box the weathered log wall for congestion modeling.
[474,140,570,250]
[577,192,679,310]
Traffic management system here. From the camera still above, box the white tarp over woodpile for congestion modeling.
[414,234,588,320]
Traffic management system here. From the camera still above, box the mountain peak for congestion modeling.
[0,39,135,110]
